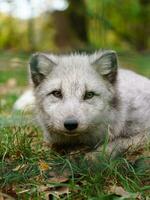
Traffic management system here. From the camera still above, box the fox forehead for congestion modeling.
[36,57,92,89]
[57,54,90,64]
[51,55,93,76]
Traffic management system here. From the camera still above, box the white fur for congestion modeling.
[15,51,150,155]
[13,89,35,111]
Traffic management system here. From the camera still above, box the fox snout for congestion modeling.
[64,117,79,131]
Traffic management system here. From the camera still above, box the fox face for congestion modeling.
[29,51,118,139]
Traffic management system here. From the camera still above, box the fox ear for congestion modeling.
[92,51,118,84]
[29,53,56,86]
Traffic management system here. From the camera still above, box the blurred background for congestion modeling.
[0,0,150,118]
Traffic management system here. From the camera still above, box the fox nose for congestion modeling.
[64,118,78,131]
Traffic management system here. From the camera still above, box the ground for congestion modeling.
[0,51,150,199]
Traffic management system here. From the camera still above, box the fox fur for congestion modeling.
[27,50,150,156]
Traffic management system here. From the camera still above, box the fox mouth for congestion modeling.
[47,126,88,137]
[54,130,86,137]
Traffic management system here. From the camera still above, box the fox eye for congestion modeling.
[48,90,62,98]
[84,91,95,100]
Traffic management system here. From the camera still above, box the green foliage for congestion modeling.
[0,13,55,52]
[0,0,149,52]
[86,0,150,51]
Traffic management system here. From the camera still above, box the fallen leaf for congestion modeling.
[45,186,69,200]
[38,185,51,193]
[48,176,69,184]
[37,184,70,200]
[110,185,142,199]
[55,186,69,195]
[110,186,130,197]
[0,194,4,200]
[39,160,50,171]
[0,192,15,200]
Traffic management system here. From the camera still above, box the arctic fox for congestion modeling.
[28,50,149,156]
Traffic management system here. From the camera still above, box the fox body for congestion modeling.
[29,51,150,155]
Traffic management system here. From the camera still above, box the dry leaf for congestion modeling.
[45,186,69,200]
[110,185,141,199]
[110,186,130,197]
[48,176,69,184]
[0,194,4,200]
[38,185,51,193]
[55,186,69,195]
[37,184,69,200]
[39,160,50,171]
[0,192,15,200]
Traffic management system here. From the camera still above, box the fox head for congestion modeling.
[29,51,118,137]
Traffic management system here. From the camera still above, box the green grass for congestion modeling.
[0,51,28,86]
[0,67,27,86]
[0,52,28,115]
[119,52,150,77]
[0,125,149,199]
[0,51,150,199]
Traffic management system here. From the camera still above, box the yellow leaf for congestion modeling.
[39,160,50,171]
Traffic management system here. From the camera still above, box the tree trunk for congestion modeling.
[27,0,36,51]
[52,0,88,50]
[135,0,150,51]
